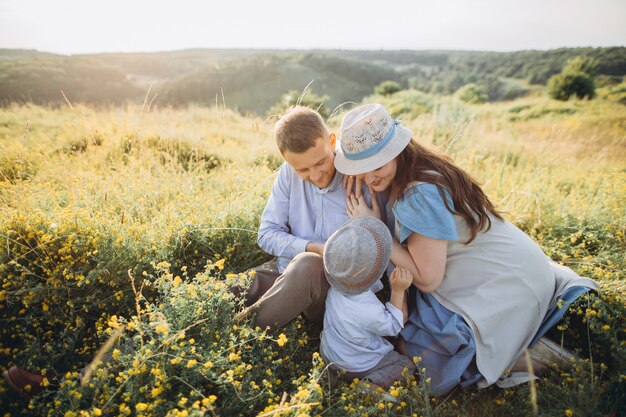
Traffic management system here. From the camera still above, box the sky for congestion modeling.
[1,0,625,55]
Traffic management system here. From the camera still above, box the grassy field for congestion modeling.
[0,93,624,416]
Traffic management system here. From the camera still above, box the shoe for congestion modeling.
[2,366,46,399]
[528,337,576,367]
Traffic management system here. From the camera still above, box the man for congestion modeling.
[238,105,352,329]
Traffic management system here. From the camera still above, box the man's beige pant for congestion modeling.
[243,252,329,329]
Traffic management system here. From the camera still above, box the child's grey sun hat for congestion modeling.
[323,216,392,295]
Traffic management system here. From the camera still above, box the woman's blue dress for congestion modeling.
[390,183,595,395]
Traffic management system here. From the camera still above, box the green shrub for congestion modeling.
[547,56,598,101]
[112,135,225,172]
[168,219,269,276]
[374,80,402,96]
[366,89,434,120]
[547,72,595,100]
[0,215,137,373]
[31,264,323,417]
[456,83,488,104]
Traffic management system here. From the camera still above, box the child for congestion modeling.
[320,216,415,391]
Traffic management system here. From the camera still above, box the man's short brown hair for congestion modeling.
[274,106,329,154]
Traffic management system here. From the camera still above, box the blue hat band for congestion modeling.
[342,120,400,161]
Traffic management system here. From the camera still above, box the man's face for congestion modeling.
[283,135,337,189]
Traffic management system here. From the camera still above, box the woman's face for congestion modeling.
[360,158,398,192]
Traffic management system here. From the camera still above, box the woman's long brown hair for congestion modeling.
[394,139,502,243]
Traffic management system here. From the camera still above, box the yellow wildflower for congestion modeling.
[201,395,218,407]
[276,333,288,347]
[214,259,225,270]
[152,386,163,397]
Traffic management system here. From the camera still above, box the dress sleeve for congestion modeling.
[393,183,458,243]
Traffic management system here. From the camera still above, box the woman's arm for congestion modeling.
[345,179,449,292]
[391,233,447,293]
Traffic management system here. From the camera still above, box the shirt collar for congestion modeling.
[314,170,344,194]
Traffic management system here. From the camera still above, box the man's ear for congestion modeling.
[329,133,337,148]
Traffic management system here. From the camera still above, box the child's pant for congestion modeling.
[329,350,415,390]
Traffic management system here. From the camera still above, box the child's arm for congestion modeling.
[401,291,408,324]
[389,267,413,323]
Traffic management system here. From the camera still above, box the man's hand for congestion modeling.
[305,242,324,256]
[389,267,413,292]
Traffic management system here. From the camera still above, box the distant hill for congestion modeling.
[81,49,286,81]
[0,49,57,60]
[0,47,624,112]
[159,52,399,114]
[340,47,626,91]
[0,55,142,105]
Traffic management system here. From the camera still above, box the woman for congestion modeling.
[334,103,598,395]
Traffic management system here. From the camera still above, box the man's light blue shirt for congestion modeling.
[257,162,350,273]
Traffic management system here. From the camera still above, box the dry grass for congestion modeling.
[0,96,624,416]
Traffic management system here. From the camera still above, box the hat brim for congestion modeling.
[334,124,413,176]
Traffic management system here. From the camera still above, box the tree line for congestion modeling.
[0,47,624,111]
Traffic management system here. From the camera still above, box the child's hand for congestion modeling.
[390,267,412,291]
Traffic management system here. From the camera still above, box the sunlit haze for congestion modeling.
[1,0,625,54]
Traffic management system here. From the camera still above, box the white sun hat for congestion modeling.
[323,217,392,295]
[334,103,413,176]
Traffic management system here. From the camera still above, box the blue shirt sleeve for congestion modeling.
[393,183,458,243]
[257,163,309,258]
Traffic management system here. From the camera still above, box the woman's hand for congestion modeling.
[342,175,364,199]
[344,176,381,219]
[346,189,381,219]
